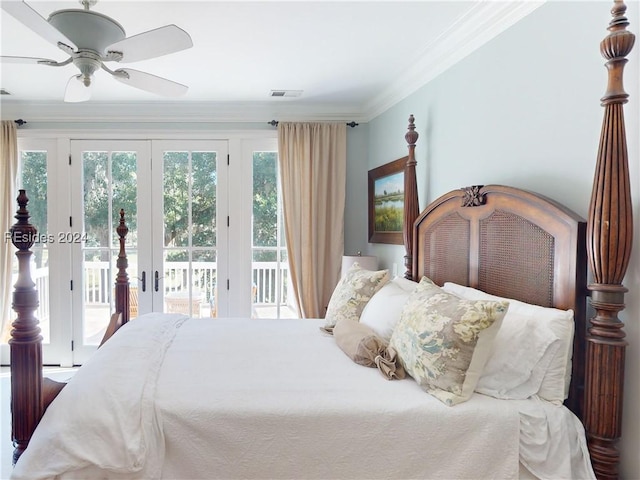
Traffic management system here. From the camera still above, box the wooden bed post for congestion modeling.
[585,1,635,478]
[9,190,43,465]
[115,209,130,325]
[98,210,131,346]
[403,114,419,280]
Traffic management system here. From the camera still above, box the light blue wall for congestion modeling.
[344,123,370,256]
[366,1,628,263]
[364,1,639,477]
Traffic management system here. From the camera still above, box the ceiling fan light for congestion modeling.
[64,74,92,102]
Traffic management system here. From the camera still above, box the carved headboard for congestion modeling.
[411,184,587,416]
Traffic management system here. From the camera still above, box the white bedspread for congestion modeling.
[12,313,594,480]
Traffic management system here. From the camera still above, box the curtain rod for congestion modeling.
[267,120,359,128]
[14,119,27,126]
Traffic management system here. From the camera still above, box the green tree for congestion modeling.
[253,151,278,259]
[80,149,279,266]
[191,151,216,248]
[83,151,137,260]
[20,151,47,267]
[162,151,217,262]
[111,152,138,244]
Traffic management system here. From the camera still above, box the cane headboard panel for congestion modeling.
[412,184,587,415]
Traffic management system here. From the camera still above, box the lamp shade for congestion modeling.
[341,254,378,277]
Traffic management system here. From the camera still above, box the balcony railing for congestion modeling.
[84,260,291,313]
[9,260,292,341]
[5,259,297,347]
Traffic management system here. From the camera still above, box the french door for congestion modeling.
[4,134,289,367]
[148,140,229,320]
[2,138,70,365]
[70,139,228,363]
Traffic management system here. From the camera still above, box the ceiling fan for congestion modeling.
[1,0,193,102]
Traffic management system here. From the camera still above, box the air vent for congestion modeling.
[0,89,12,95]
[269,90,302,98]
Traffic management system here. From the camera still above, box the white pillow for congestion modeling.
[442,282,574,404]
[474,311,561,399]
[360,276,417,341]
[389,276,419,292]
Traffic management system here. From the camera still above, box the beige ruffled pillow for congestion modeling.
[390,277,508,406]
[333,319,387,367]
[333,319,405,379]
[323,263,389,329]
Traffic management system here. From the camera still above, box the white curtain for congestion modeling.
[1,121,18,341]
[278,122,347,318]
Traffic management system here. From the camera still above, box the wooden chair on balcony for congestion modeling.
[210,287,217,318]
[102,286,137,347]
[129,286,138,318]
[111,286,138,319]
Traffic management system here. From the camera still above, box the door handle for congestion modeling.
[140,271,146,292]
[155,270,159,292]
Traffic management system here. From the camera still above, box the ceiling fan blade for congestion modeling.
[64,75,92,103]
[1,1,76,52]
[1,55,59,64]
[105,25,193,63]
[113,68,188,97]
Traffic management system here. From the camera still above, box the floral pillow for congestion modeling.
[390,277,508,406]
[324,263,389,330]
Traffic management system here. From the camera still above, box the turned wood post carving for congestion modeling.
[115,209,130,324]
[585,2,635,478]
[9,190,43,465]
[403,115,419,280]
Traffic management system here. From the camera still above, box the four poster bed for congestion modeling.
[7,2,635,479]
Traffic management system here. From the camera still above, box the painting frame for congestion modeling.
[368,156,407,244]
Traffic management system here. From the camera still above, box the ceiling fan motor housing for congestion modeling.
[48,9,126,55]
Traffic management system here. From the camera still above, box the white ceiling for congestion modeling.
[0,1,543,122]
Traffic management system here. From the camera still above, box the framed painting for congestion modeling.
[368,156,406,244]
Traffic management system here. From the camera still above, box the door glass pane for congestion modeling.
[163,150,216,317]
[82,250,110,345]
[193,250,216,318]
[251,151,294,318]
[82,150,138,345]
[164,248,188,295]
[192,151,216,247]
[5,151,51,344]
[111,152,138,247]
[163,250,215,318]
[163,152,189,247]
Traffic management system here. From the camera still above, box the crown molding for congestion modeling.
[0,100,366,125]
[362,1,546,121]
[2,1,545,125]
